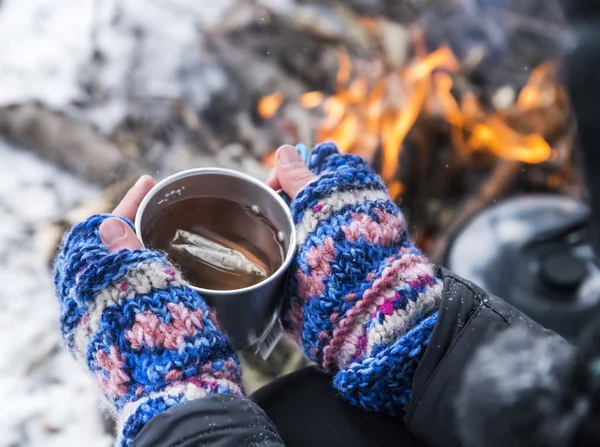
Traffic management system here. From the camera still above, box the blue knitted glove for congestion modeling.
[283,142,443,414]
[53,215,243,446]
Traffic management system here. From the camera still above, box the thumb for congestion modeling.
[276,145,317,199]
[99,218,143,252]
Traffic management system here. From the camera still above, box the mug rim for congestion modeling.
[134,167,297,297]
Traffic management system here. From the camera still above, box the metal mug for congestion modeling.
[134,168,297,352]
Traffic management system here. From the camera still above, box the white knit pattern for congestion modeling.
[296,189,389,245]
[72,261,185,358]
[366,282,443,354]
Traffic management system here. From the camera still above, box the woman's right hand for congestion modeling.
[268,142,443,415]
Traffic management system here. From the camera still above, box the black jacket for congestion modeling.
[132,268,565,447]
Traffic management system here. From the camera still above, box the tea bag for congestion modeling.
[169,229,269,279]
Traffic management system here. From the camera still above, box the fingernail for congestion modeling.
[277,145,302,166]
[136,175,152,187]
[100,219,127,246]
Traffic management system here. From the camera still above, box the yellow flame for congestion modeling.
[257,41,557,194]
[300,91,325,108]
[258,92,284,119]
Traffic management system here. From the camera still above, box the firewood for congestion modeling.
[0,103,139,185]
[206,33,310,101]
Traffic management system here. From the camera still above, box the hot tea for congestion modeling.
[143,197,285,290]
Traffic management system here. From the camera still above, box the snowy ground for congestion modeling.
[0,141,111,447]
[0,1,296,445]
[0,0,292,131]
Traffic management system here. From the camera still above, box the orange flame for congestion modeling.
[469,118,551,164]
[258,92,284,119]
[263,151,276,168]
[405,46,459,82]
[379,47,460,181]
[258,41,557,195]
[387,180,404,200]
[433,71,552,163]
[516,62,556,110]
[300,91,325,108]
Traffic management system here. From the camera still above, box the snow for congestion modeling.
[0,140,109,446]
[0,0,292,445]
[0,0,94,108]
[0,0,237,131]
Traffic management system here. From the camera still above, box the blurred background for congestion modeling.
[0,0,583,445]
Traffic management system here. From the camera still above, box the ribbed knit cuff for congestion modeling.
[333,313,438,414]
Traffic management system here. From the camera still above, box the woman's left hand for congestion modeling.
[98,175,155,251]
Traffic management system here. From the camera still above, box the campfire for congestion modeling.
[256,17,573,256]
[260,43,558,187]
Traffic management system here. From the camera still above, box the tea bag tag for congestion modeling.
[256,315,284,360]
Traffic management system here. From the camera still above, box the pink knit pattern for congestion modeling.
[183,361,242,391]
[165,370,183,382]
[322,253,432,370]
[96,346,130,399]
[296,237,337,301]
[125,302,205,350]
[373,276,435,317]
[353,334,368,361]
[342,209,404,246]
[379,300,395,316]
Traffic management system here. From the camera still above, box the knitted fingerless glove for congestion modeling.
[284,142,443,414]
[53,215,243,447]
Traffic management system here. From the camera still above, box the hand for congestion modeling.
[264,142,442,416]
[99,175,155,251]
[266,144,317,199]
[55,172,243,446]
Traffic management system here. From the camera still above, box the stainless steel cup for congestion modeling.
[135,168,296,351]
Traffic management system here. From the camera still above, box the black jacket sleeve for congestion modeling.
[404,268,564,447]
[133,394,285,447]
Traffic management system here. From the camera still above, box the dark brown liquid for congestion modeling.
[143,197,285,290]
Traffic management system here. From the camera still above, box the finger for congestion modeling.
[99,218,143,252]
[113,175,156,221]
[266,169,281,191]
[275,144,317,199]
